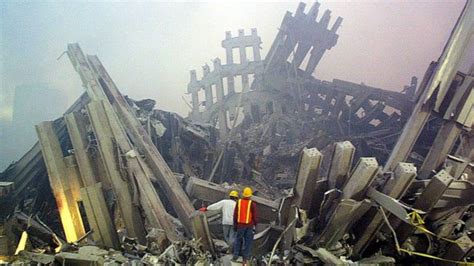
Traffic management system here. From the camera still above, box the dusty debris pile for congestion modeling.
[184,2,444,195]
[0,1,473,265]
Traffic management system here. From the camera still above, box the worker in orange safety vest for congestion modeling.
[232,187,257,264]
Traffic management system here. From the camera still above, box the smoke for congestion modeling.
[0,0,467,169]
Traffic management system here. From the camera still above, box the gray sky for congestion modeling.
[0,0,466,121]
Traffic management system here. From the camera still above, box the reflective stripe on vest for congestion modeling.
[237,199,252,224]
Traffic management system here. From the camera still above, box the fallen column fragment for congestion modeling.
[353,162,416,256]
[341,157,379,200]
[280,148,322,250]
[64,112,98,187]
[66,44,183,241]
[327,141,355,190]
[384,1,474,172]
[190,212,215,255]
[80,183,120,249]
[291,244,347,265]
[87,100,147,243]
[316,199,371,248]
[442,235,474,263]
[395,170,454,244]
[0,182,14,198]
[293,148,322,211]
[418,74,473,179]
[185,176,279,223]
[0,1,472,264]
[308,179,328,219]
[313,247,346,265]
[101,101,178,242]
[444,155,470,179]
[64,112,120,248]
[367,188,411,223]
[6,212,63,254]
[36,121,85,242]
[67,46,194,232]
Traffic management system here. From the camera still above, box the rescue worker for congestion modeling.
[199,190,239,246]
[233,187,258,264]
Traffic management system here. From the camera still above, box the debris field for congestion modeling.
[0,1,473,265]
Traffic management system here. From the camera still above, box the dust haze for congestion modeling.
[0,0,466,169]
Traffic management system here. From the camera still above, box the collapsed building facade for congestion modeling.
[185,2,427,191]
[0,1,473,265]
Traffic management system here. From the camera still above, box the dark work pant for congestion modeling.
[223,224,235,246]
[233,227,254,260]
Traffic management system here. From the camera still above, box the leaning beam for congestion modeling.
[341,157,379,200]
[64,112,98,186]
[419,120,463,179]
[87,101,147,242]
[396,170,454,244]
[327,141,355,190]
[65,112,119,248]
[316,199,371,248]
[80,183,120,249]
[86,51,194,230]
[185,177,279,223]
[293,148,322,210]
[36,121,85,242]
[191,212,215,255]
[352,162,417,255]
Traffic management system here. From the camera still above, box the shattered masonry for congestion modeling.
[0,1,473,265]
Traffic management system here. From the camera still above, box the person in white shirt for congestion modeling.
[200,190,239,246]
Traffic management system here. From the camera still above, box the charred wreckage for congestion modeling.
[0,1,473,265]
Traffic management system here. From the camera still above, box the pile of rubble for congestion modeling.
[0,1,473,265]
[185,2,445,194]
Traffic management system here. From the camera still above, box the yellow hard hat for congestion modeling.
[229,190,239,198]
[242,187,253,198]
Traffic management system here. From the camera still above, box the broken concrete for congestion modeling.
[0,1,472,265]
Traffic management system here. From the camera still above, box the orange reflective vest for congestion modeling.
[237,199,253,224]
